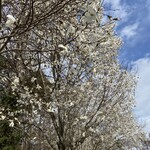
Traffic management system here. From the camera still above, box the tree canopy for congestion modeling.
[0,0,144,150]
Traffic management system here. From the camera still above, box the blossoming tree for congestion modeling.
[0,0,144,149]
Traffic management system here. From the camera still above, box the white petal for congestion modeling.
[7,15,16,22]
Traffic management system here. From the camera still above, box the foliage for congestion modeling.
[0,0,145,149]
[0,80,22,149]
[0,120,22,150]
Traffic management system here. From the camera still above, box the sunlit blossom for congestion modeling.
[5,15,16,28]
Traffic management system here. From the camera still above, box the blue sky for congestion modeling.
[103,0,150,132]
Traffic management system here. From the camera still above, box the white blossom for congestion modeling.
[13,76,19,84]
[0,115,6,120]
[31,77,37,82]
[82,132,86,137]
[82,6,97,24]
[58,44,68,52]
[47,108,55,113]
[89,127,95,133]
[6,15,16,28]
[69,102,74,107]
[36,84,42,90]
[48,78,55,83]
[9,120,14,127]
[80,115,88,120]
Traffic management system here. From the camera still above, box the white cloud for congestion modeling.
[132,57,150,132]
[103,0,128,20]
[104,0,140,41]
[121,23,139,39]
[138,116,150,132]
[146,0,150,9]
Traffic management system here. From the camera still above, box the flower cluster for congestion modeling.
[0,0,145,149]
